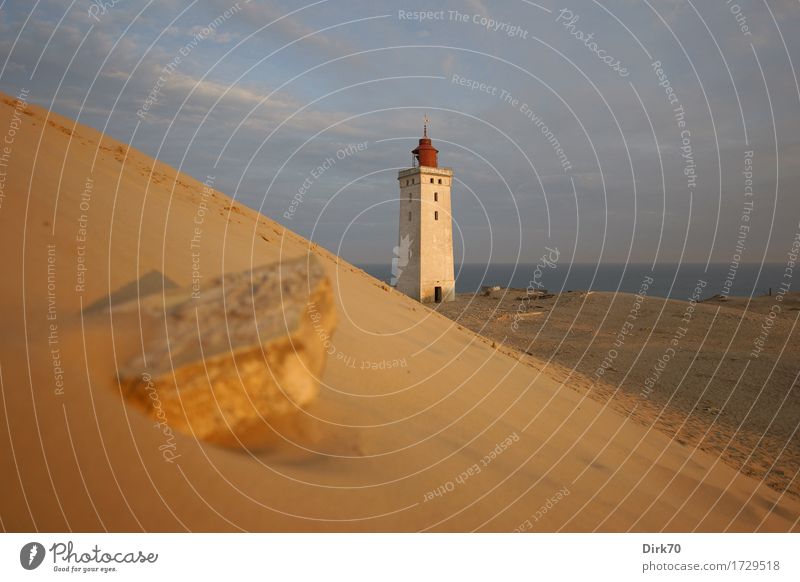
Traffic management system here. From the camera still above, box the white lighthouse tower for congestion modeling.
[393,119,455,303]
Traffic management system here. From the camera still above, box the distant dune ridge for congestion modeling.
[0,93,798,532]
[438,289,800,500]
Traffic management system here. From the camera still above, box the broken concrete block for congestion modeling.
[118,256,336,449]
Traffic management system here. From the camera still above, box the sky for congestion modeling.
[1,0,799,266]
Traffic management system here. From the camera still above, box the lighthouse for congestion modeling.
[393,119,455,303]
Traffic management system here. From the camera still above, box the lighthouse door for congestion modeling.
[434,286,442,303]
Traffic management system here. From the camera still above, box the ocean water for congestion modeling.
[356,262,789,300]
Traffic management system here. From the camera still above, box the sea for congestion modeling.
[356,262,790,300]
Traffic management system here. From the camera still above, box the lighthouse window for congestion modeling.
[435,211,439,220]
[409,192,412,200]
[434,192,438,202]
[408,211,412,221]
[430,178,434,183]
[438,179,442,184]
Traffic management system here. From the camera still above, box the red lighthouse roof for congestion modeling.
[412,118,438,168]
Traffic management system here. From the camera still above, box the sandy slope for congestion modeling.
[438,290,800,500]
[0,93,797,532]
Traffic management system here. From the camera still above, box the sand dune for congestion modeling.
[439,289,800,501]
[1,93,797,532]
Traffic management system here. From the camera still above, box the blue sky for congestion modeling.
[1,0,799,265]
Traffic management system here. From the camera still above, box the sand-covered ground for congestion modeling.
[437,288,800,499]
[1,93,798,532]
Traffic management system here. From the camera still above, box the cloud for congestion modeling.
[210,0,354,55]
[0,0,799,263]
